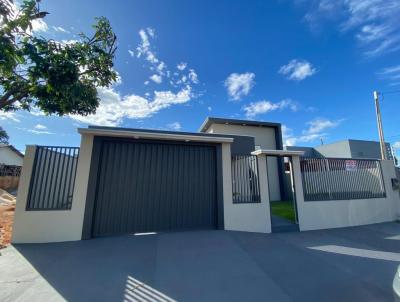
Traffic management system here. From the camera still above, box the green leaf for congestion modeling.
[0,0,117,116]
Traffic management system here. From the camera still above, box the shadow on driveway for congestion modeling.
[2,222,400,301]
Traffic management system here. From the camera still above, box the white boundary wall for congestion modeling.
[293,159,400,231]
[223,148,271,233]
[12,135,94,243]
[12,133,256,243]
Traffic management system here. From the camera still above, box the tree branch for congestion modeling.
[0,88,28,110]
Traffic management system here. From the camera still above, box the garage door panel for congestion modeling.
[92,140,217,237]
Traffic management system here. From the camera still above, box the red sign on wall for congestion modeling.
[345,160,357,171]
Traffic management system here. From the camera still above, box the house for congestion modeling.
[286,139,394,160]
[11,117,400,243]
[199,117,285,201]
[0,144,24,166]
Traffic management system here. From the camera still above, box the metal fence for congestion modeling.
[27,146,80,210]
[0,165,22,177]
[231,155,261,203]
[300,158,386,201]
[0,164,22,190]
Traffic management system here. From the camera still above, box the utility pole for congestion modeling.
[373,91,387,160]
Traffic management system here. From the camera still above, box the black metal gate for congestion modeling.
[91,139,218,237]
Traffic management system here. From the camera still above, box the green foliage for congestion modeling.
[0,0,117,116]
[0,126,9,144]
[270,201,296,222]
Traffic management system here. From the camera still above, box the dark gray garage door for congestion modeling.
[92,139,217,237]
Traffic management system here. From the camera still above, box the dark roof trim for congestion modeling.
[87,125,236,139]
[0,144,24,158]
[199,117,282,133]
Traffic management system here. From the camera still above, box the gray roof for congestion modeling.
[0,144,24,158]
[199,117,281,132]
[319,139,391,146]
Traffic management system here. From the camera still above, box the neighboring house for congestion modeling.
[0,144,24,166]
[286,139,394,160]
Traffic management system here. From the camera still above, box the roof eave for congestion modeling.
[78,128,234,144]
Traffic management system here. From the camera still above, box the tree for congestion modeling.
[0,0,117,116]
[0,126,9,144]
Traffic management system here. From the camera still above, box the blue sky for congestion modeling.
[1,0,400,157]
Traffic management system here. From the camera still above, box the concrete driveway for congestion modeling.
[1,222,400,302]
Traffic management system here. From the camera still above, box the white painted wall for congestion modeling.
[12,134,249,243]
[0,146,23,166]
[12,135,94,243]
[294,159,400,231]
[206,124,281,201]
[222,146,271,233]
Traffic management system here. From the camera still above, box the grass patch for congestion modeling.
[270,201,296,222]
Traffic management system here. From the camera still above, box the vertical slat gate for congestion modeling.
[92,140,218,237]
[231,155,261,203]
[26,146,80,210]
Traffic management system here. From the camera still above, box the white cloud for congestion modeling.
[282,125,297,146]
[135,27,199,87]
[167,122,182,131]
[149,74,162,84]
[302,0,400,57]
[379,65,400,75]
[128,50,135,57]
[188,69,199,84]
[31,18,48,33]
[279,59,316,81]
[137,29,151,57]
[113,71,122,86]
[134,28,200,91]
[243,99,297,118]
[69,86,193,126]
[52,26,69,33]
[282,125,320,146]
[377,64,400,85]
[146,27,155,38]
[303,118,342,135]
[177,62,187,71]
[157,62,167,74]
[34,124,47,130]
[207,106,212,111]
[60,39,80,45]
[224,72,255,101]
[282,118,343,146]
[136,28,159,64]
[393,141,400,149]
[28,129,53,135]
[177,75,187,84]
[17,127,53,135]
[29,107,46,116]
[0,111,20,122]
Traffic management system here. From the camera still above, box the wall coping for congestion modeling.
[251,149,304,157]
[78,128,234,144]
